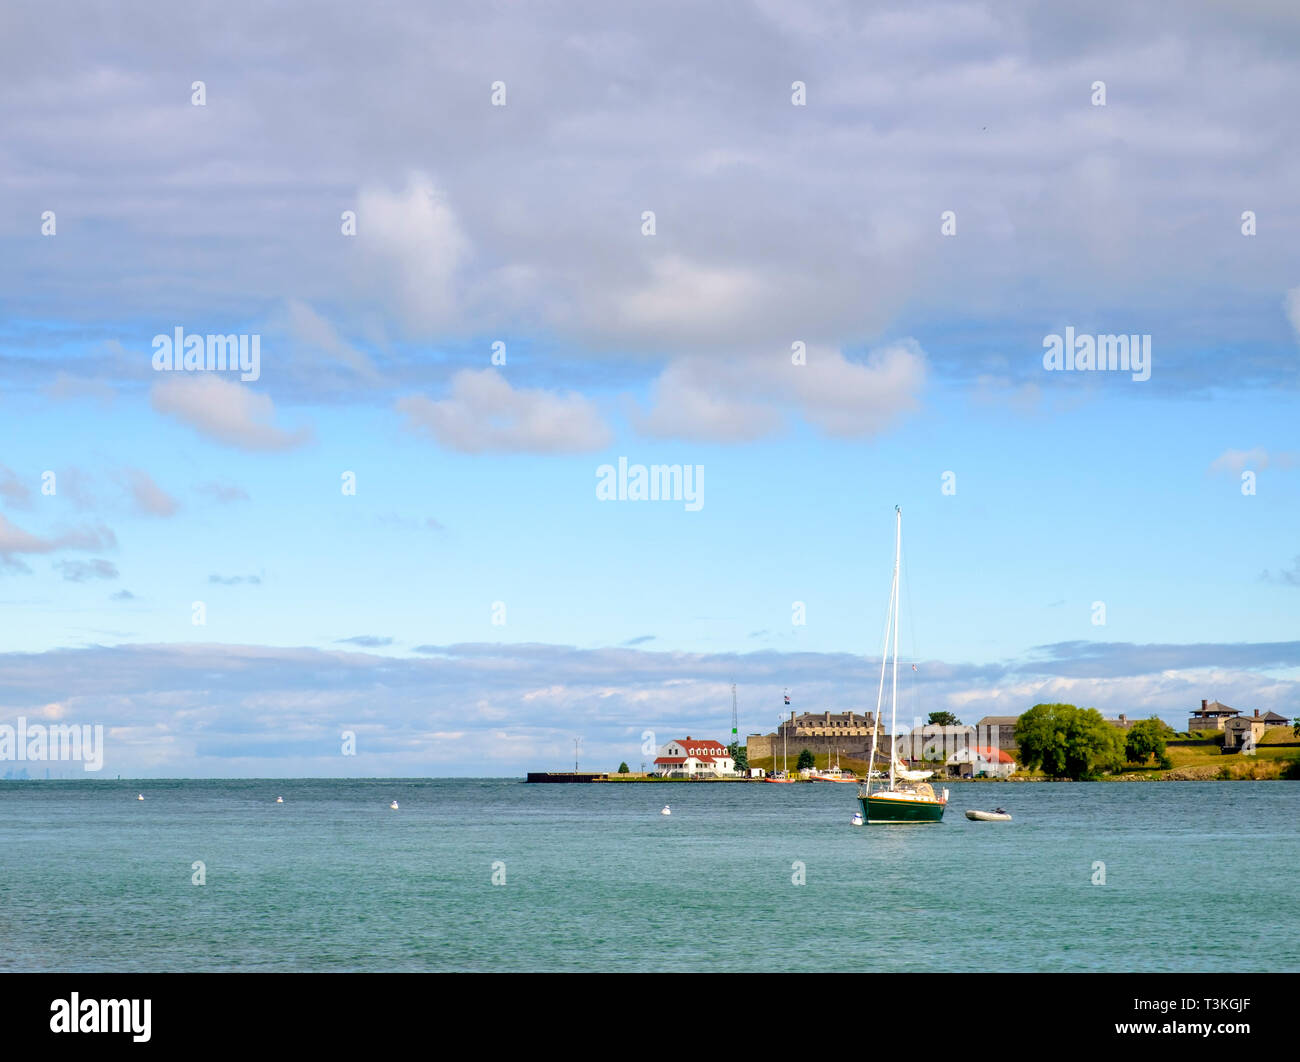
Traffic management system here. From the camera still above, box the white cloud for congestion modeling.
[151,375,313,452]
[1207,447,1298,474]
[284,300,381,382]
[788,341,927,438]
[124,468,179,517]
[1286,285,1300,341]
[356,172,469,334]
[1,638,1297,775]
[1,2,1297,402]
[634,341,928,442]
[0,514,116,570]
[609,255,771,343]
[397,368,611,453]
[632,360,775,443]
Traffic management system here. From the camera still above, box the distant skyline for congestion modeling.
[2,0,1298,775]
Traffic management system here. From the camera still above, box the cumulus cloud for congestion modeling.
[151,375,313,452]
[789,341,928,437]
[634,341,927,442]
[1207,448,1299,474]
[5,2,1299,412]
[607,255,772,345]
[632,360,774,443]
[397,368,611,453]
[0,515,116,571]
[356,172,469,334]
[123,468,179,517]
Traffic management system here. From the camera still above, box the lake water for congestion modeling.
[2,778,1296,972]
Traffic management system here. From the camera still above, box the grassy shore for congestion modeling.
[602,773,754,782]
[747,752,881,776]
[755,729,1300,782]
[599,730,1300,783]
[1113,731,1300,781]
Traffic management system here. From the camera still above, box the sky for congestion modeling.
[1,0,1298,776]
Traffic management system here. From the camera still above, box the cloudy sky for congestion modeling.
[2,0,1298,776]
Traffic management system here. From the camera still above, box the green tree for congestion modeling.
[1014,703,1125,780]
[728,742,749,772]
[1125,717,1173,766]
[927,711,961,727]
[1293,717,1300,738]
[617,762,630,774]
[796,748,815,771]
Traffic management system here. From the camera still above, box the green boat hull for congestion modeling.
[860,793,946,823]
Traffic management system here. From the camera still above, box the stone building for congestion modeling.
[746,711,886,764]
[1188,699,1240,733]
[1221,709,1286,751]
[782,710,877,737]
[975,715,1021,752]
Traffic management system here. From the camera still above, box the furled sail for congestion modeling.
[892,754,933,782]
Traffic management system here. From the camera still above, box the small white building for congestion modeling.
[653,737,736,778]
[946,745,1016,778]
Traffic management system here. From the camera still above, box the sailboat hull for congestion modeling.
[860,793,946,823]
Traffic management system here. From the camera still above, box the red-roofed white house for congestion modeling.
[946,745,1016,779]
[653,737,736,778]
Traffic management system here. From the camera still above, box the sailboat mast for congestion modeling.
[888,505,901,793]
[864,524,897,798]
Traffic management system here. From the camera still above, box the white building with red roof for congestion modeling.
[653,737,736,778]
[946,744,1016,778]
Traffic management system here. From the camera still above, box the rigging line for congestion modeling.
[901,540,924,731]
[895,542,914,730]
[867,560,897,795]
[902,541,920,669]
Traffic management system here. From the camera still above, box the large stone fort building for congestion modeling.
[746,711,886,762]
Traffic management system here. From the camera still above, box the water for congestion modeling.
[1,778,1296,972]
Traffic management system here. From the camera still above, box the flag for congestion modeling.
[784,694,791,705]
[911,664,917,672]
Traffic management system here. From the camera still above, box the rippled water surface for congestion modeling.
[2,778,1296,971]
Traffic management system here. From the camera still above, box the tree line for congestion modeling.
[1014,703,1172,779]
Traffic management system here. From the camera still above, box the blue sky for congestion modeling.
[1,0,1298,775]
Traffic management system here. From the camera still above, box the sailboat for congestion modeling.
[858,507,949,824]
[810,745,857,782]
